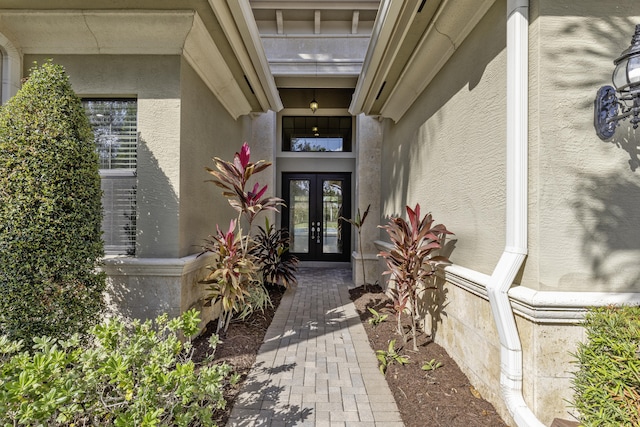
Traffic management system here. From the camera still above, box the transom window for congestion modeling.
[282,116,352,152]
[83,99,137,256]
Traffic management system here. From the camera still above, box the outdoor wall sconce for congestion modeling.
[594,24,640,140]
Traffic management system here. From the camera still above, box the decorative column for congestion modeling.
[353,113,382,285]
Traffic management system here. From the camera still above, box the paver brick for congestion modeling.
[227,268,405,427]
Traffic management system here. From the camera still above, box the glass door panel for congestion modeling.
[282,173,351,262]
[289,179,310,253]
[322,180,343,254]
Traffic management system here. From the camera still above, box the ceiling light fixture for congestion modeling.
[594,24,640,140]
[310,96,319,114]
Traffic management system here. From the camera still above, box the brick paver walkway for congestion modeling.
[227,266,404,427]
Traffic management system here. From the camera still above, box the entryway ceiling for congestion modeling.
[0,0,497,120]
[248,0,497,120]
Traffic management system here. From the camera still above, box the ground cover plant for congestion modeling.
[0,61,105,342]
[571,305,640,426]
[0,310,231,426]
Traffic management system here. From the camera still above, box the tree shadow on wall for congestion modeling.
[550,17,640,163]
[604,126,640,172]
[572,171,640,290]
[105,135,180,321]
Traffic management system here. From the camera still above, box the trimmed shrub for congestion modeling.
[571,305,640,426]
[0,61,105,341]
[0,309,231,426]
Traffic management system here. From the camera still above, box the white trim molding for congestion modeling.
[102,253,214,277]
[375,241,640,325]
[350,0,497,122]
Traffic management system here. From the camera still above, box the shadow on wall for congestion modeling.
[549,17,640,167]
[549,18,640,107]
[604,123,640,171]
[418,236,457,341]
[384,0,506,214]
[136,135,179,257]
[572,171,640,291]
[105,135,180,321]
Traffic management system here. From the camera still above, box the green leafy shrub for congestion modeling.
[0,61,105,342]
[0,309,230,426]
[571,305,640,426]
[422,359,443,371]
[367,307,388,327]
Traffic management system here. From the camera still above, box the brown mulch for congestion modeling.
[192,282,507,427]
[349,283,508,427]
[191,285,286,426]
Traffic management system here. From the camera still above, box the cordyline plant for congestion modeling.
[250,217,298,288]
[340,204,371,290]
[199,219,256,333]
[201,142,295,333]
[379,204,453,351]
[205,142,281,230]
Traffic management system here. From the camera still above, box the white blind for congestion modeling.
[83,99,137,255]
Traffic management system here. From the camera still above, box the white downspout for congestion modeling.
[486,1,545,426]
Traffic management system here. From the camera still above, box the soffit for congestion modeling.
[249,0,380,92]
[350,0,498,122]
[0,1,281,117]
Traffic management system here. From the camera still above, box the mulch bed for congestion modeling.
[191,285,286,426]
[349,283,508,427]
[192,282,507,427]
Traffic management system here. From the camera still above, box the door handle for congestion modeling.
[310,221,321,244]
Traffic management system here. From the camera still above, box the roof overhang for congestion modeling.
[349,0,497,122]
[0,5,281,118]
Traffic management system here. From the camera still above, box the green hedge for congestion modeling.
[0,61,105,341]
[0,309,230,426]
[572,305,640,426]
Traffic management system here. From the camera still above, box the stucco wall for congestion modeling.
[380,0,507,277]
[377,0,640,423]
[528,1,640,293]
[178,58,248,258]
[25,54,183,258]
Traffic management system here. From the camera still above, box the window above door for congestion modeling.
[282,116,352,152]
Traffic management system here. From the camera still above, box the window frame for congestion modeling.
[82,98,138,256]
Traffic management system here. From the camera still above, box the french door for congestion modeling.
[282,173,351,262]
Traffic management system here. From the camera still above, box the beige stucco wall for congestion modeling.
[353,114,382,285]
[380,0,507,276]
[528,1,640,293]
[179,57,249,258]
[25,54,184,258]
[377,0,640,424]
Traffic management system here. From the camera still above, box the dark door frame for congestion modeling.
[281,172,351,262]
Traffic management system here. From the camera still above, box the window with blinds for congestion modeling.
[83,99,137,255]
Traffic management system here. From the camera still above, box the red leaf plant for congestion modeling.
[201,143,296,333]
[378,204,453,351]
[200,219,257,333]
[205,142,283,228]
